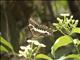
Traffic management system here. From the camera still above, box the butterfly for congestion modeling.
[28,17,54,37]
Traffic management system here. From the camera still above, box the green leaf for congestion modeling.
[36,54,53,60]
[0,45,9,52]
[51,35,73,55]
[0,36,14,51]
[58,56,66,60]
[65,54,80,60]
[72,27,80,34]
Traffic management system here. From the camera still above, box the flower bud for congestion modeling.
[74,20,78,26]
[57,17,63,23]
[72,20,75,23]
[53,23,58,26]
[75,20,78,23]
[70,15,73,19]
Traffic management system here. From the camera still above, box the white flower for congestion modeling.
[75,20,78,23]
[18,45,32,58]
[60,13,70,16]
[53,23,58,26]
[18,50,27,58]
[20,45,31,50]
[26,45,31,50]
[18,40,46,58]
[27,40,40,45]
[73,39,78,45]
[27,40,46,47]
[20,46,26,50]
[74,20,78,26]
[57,17,63,24]
[70,15,73,18]
[39,44,46,47]
[18,54,22,57]
[73,39,80,45]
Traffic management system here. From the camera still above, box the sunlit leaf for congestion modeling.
[72,27,80,34]
[51,35,73,55]
[0,45,8,52]
[65,54,80,60]
[36,54,53,60]
[0,36,14,51]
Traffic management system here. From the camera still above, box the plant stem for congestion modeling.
[74,44,80,54]
[57,28,66,35]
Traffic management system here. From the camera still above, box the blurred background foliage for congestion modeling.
[0,0,80,60]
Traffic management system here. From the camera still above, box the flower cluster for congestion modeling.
[53,13,79,35]
[18,45,31,58]
[18,40,46,59]
[27,40,46,47]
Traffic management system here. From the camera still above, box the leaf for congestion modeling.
[57,56,66,60]
[72,27,80,34]
[36,54,53,60]
[65,54,80,60]
[51,35,73,55]
[0,45,9,52]
[0,36,14,51]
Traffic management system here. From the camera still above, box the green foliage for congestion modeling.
[52,0,69,15]
[57,54,80,60]
[51,14,80,60]
[72,27,80,34]
[0,45,9,53]
[36,14,80,60]
[0,36,14,53]
[65,54,80,60]
[51,35,73,55]
[36,54,53,60]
